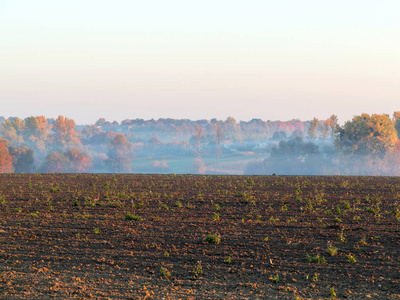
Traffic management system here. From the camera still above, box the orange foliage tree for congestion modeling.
[42,148,92,173]
[65,148,92,173]
[51,116,81,148]
[0,141,14,173]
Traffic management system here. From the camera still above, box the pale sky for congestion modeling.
[1,0,399,124]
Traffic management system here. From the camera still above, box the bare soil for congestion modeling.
[0,174,400,299]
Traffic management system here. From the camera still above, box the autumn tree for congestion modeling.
[41,148,92,173]
[0,141,14,173]
[41,151,68,173]
[317,115,338,140]
[393,111,400,120]
[335,113,398,157]
[64,148,92,172]
[318,121,330,139]
[0,118,25,146]
[326,114,339,138]
[24,116,50,145]
[51,116,81,148]
[307,117,319,140]
[225,117,242,142]
[106,134,134,172]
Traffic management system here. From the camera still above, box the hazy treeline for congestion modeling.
[246,113,400,175]
[0,113,400,175]
[0,116,309,173]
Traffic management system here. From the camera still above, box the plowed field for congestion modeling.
[0,174,400,299]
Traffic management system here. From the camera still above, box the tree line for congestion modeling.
[246,113,400,175]
[0,113,399,174]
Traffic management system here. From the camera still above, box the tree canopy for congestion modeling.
[335,113,397,157]
[52,116,81,148]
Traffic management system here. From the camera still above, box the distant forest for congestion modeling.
[1,113,400,175]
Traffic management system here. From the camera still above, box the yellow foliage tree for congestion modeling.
[336,113,398,157]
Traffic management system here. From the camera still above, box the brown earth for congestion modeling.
[0,174,399,299]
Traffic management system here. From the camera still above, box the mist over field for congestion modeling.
[1,113,400,175]
[2,2,399,176]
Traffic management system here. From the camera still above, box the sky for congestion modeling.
[1,0,399,125]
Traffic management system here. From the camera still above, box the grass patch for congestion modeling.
[306,254,327,263]
[205,233,221,244]
[125,213,142,221]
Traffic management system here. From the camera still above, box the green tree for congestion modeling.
[336,113,398,157]
[393,111,400,139]
[9,146,34,173]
